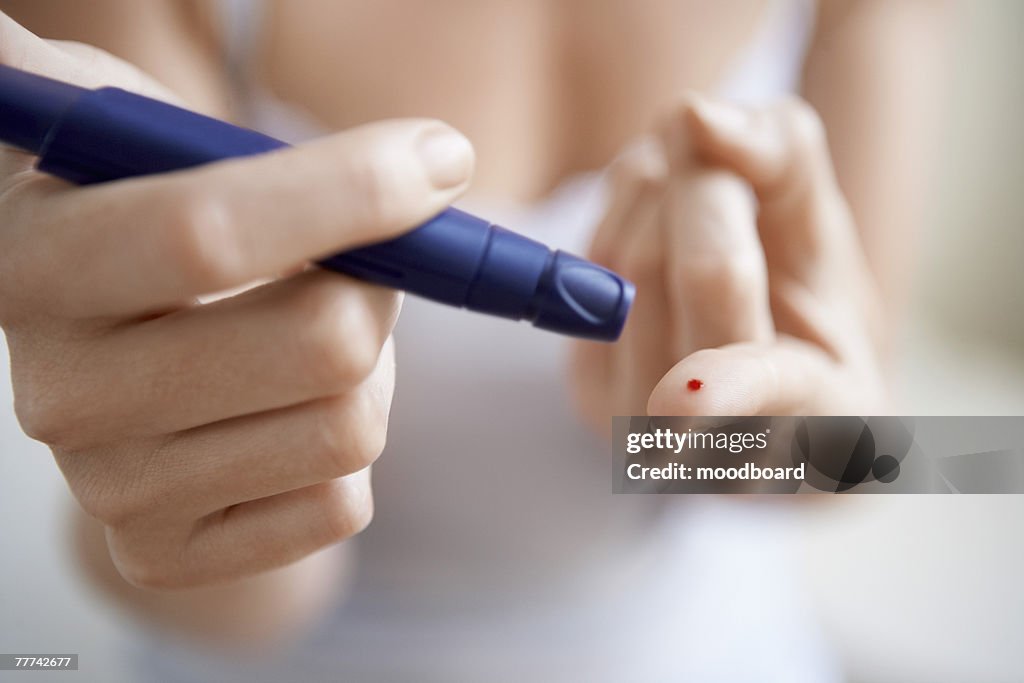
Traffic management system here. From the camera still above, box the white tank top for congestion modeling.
[139,3,841,680]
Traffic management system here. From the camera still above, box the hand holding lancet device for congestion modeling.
[0,64,634,340]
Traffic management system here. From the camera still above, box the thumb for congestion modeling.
[0,11,178,101]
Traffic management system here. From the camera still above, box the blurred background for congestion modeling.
[1,1,1023,681]
[797,2,1024,681]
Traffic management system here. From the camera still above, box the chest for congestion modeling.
[254,0,768,199]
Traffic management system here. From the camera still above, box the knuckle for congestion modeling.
[781,98,827,151]
[107,525,202,590]
[343,151,396,228]
[351,395,390,467]
[612,150,665,193]
[74,479,139,527]
[320,480,374,543]
[720,253,766,293]
[10,364,106,451]
[315,396,389,477]
[631,170,665,198]
[296,283,382,387]
[675,252,765,304]
[11,384,79,449]
[13,392,60,445]
[164,191,241,291]
[120,566,175,590]
[109,541,180,590]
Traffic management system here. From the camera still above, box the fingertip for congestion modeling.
[647,347,771,417]
[684,95,749,146]
[657,94,764,181]
[685,99,804,205]
[647,349,719,415]
[415,121,475,191]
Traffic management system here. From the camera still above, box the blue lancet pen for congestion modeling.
[0,64,633,340]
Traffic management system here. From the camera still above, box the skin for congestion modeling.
[0,0,947,648]
[573,96,886,425]
[0,11,475,644]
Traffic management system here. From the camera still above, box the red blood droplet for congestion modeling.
[687,378,704,392]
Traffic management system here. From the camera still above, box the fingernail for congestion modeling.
[417,125,474,189]
[690,98,749,137]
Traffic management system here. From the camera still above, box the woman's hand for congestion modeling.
[0,14,474,589]
[571,95,886,428]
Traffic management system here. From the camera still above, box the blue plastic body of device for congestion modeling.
[0,65,634,340]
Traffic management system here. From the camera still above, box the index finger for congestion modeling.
[3,118,473,318]
[647,339,835,417]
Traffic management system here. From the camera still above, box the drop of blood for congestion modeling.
[687,378,704,392]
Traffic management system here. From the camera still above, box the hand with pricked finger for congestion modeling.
[571,94,886,428]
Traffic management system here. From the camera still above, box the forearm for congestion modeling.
[71,505,353,648]
[802,0,951,329]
